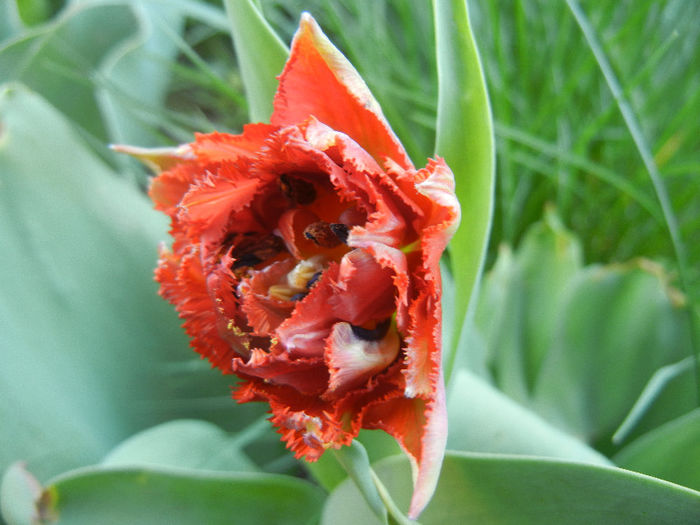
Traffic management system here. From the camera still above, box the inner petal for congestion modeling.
[325,320,400,396]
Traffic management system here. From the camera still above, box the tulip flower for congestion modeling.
[118,13,459,518]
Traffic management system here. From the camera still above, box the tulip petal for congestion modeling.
[330,249,396,326]
[363,374,447,519]
[272,13,413,170]
[275,263,341,357]
[149,161,201,215]
[110,143,193,172]
[179,164,270,240]
[233,348,328,396]
[191,123,277,163]
[325,321,400,395]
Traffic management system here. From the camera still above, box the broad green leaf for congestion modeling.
[447,370,610,465]
[0,84,188,481]
[101,420,258,473]
[475,210,583,401]
[96,1,184,148]
[15,0,54,26]
[322,452,700,524]
[3,464,325,525]
[223,0,288,122]
[613,357,698,445]
[533,261,691,445]
[0,4,137,140]
[614,409,700,492]
[433,0,495,380]
[0,2,22,41]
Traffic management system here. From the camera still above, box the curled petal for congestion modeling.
[273,13,413,170]
[325,321,400,395]
[275,263,340,357]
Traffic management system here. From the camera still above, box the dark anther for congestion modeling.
[329,223,349,244]
[232,253,263,270]
[304,221,343,248]
[290,292,309,302]
[306,271,323,289]
[231,234,286,269]
[279,174,316,205]
[351,318,391,341]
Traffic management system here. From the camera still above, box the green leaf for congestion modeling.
[0,4,137,141]
[614,409,700,492]
[4,465,325,525]
[532,261,692,445]
[15,0,53,26]
[0,84,188,481]
[475,209,583,402]
[613,357,698,445]
[101,420,258,473]
[96,1,185,148]
[432,0,495,380]
[322,452,700,524]
[0,2,22,41]
[223,0,288,122]
[447,369,610,465]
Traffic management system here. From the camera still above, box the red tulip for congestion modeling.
[119,14,460,518]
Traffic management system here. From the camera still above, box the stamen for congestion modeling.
[329,223,349,244]
[351,318,391,341]
[304,221,349,248]
[231,234,286,269]
[279,174,316,205]
[290,292,308,302]
[306,271,323,289]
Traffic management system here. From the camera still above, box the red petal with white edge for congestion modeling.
[401,288,441,398]
[363,371,447,520]
[415,158,461,271]
[272,13,413,170]
[325,322,400,396]
[192,123,277,163]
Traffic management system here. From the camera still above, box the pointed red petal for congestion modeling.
[272,14,413,170]
[363,374,447,519]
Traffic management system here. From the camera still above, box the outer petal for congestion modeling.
[191,123,277,163]
[272,13,413,170]
[363,374,447,520]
